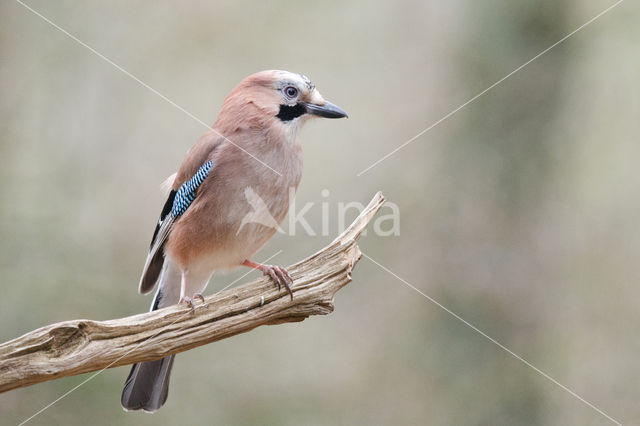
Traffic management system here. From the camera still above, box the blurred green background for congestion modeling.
[1,1,639,425]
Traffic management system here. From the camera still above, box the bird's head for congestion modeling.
[215,70,347,135]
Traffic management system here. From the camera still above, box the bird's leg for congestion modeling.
[193,293,205,303]
[242,260,294,300]
[178,271,195,310]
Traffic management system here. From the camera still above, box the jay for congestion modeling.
[121,70,347,412]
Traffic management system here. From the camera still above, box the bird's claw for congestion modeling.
[262,265,294,300]
[179,293,205,311]
[179,296,195,310]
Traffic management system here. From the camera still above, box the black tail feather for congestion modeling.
[122,282,178,413]
[121,355,175,412]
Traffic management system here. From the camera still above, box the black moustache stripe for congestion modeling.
[277,103,306,121]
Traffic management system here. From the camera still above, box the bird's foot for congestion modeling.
[179,294,205,311]
[264,265,294,300]
[242,260,293,300]
[179,296,195,310]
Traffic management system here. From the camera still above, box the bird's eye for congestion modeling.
[284,86,298,98]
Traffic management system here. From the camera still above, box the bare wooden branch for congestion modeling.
[0,192,385,393]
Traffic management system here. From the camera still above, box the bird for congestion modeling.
[121,70,347,412]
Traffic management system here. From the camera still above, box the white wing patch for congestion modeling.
[160,172,177,197]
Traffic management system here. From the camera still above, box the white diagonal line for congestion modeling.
[356,0,624,176]
[18,250,283,425]
[13,0,282,176]
[361,252,622,426]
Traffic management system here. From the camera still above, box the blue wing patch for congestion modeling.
[171,161,214,218]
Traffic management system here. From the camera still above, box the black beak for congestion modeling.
[303,101,348,119]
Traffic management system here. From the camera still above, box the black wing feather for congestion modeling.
[139,190,176,294]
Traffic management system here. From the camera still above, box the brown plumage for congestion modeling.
[122,70,347,412]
